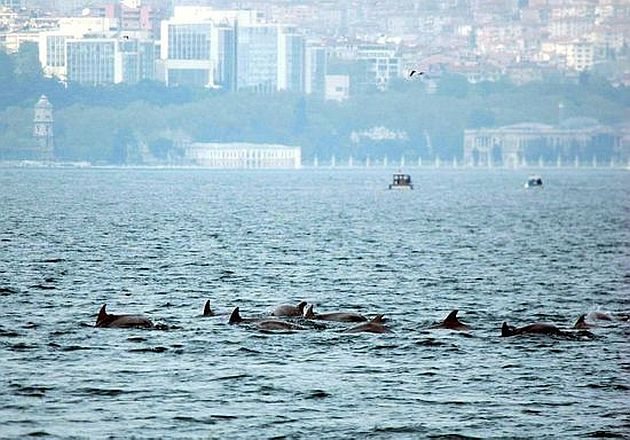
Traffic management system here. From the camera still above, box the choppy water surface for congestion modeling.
[0,169,628,439]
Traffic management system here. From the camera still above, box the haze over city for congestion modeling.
[0,0,628,166]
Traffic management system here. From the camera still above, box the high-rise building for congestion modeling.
[211,24,236,91]
[66,38,117,85]
[305,44,326,96]
[236,24,280,92]
[160,19,213,86]
[66,36,156,85]
[278,29,305,92]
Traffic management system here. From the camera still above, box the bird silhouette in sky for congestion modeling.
[409,70,424,78]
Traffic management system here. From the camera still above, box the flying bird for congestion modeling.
[408,70,424,78]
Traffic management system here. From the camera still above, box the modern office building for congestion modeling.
[236,24,281,92]
[278,29,305,92]
[160,18,213,87]
[39,17,116,80]
[159,7,262,88]
[66,36,156,85]
[211,23,236,91]
[304,44,327,96]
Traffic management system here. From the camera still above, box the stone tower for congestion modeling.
[33,95,54,160]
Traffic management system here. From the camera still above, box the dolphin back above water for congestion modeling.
[272,301,307,317]
[229,307,306,331]
[344,315,390,334]
[303,304,367,322]
[430,310,470,331]
[501,322,561,337]
[95,304,153,329]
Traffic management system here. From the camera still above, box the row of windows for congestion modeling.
[167,24,211,60]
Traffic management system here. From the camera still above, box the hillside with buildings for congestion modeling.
[0,0,628,166]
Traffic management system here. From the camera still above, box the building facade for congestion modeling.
[185,142,301,169]
[66,36,156,85]
[463,121,624,167]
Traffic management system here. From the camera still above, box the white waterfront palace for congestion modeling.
[184,142,302,169]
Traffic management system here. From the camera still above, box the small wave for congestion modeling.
[28,284,56,290]
[428,435,483,440]
[40,258,65,263]
[371,424,427,435]
[172,416,216,424]
[209,414,238,420]
[212,374,249,381]
[10,383,53,397]
[302,389,330,399]
[77,387,126,396]
[10,342,37,351]
[60,345,93,352]
[129,346,168,353]
[0,286,19,295]
[585,431,626,438]
[0,329,23,337]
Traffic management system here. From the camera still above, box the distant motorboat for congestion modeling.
[525,175,543,188]
[389,173,414,190]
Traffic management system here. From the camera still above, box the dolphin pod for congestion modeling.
[94,302,624,338]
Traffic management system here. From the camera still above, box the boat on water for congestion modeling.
[389,173,414,190]
[524,175,543,188]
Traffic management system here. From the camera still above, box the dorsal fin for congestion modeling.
[228,307,242,324]
[304,304,315,319]
[574,314,586,328]
[203,300,213,317]
[297,301,307,313]
[501,322,512,337]
[96,304,108,326]
[371,314,384,324]
[444,309,459,324]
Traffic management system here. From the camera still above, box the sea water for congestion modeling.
[0,168,628,439]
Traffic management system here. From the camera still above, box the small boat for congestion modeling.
[524,175,543,188]
[389,173,414,190]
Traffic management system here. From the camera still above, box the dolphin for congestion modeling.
[574,314,594,329]
[255,320,308,331]
[344,315,391,334]
[501,321,561,337]
[229,307,306,331]
[203,300,214,317]
[272,301,307,317]
[228,307,264,325]
[430,310,470,331]
[303,304,367,322]
[95,304,153,329]
[588,311,613,321]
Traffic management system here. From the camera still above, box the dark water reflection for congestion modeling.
[0,169,628,438]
